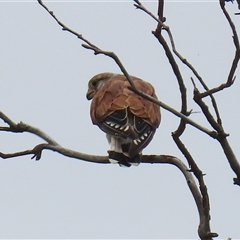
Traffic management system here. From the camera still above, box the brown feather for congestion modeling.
[87,73,161,166]
[90,74,161,128]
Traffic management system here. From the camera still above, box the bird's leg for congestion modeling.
[106,134,131,167]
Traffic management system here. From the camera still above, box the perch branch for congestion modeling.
[0,143,109,163]
[0,111,214,232]
[0,115,218,238]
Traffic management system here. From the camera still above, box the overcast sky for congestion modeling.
[1,0,240,239]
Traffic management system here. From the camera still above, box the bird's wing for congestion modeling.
[90,74,160,129]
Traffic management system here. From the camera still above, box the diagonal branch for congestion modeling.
[171,134,217,239]
[134,0,223,127]
[37,0,100,51]
[0,111,59,146]
[143,154,218,240]
[37,0,216,139]
[192,84,240,185]
[134,0,240,187]
[134,1,190,139]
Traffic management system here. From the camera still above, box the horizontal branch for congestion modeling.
[0,139,213,238]
[0,143,109,163]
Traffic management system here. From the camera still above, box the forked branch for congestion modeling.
[0,110,215,238]
[37,0,216,138]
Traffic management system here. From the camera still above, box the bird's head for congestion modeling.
[86,72,116,100]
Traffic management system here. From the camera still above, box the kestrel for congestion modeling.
[86,72,161,167]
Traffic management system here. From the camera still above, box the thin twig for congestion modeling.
[0,111,60,146]
[133,0,165,27]
[199,1,240,99]
[198,78,235,99]
[165,27,223,125]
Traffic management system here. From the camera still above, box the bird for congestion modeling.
[86,72,161,167]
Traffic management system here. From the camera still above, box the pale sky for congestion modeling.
[1,0,240,239]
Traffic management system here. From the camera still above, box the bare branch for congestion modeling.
[154,1,189,139]
[37,0,99,50]
[218,138,240,186]
[133,0,240,186]
[0,132,218,239]
[143,154,218,240]
[0,111,59,146]
[198,1,240,99]
[0,144,109,163]
[157,0,164,23]
[192,86,240,184]
[198,78,235,99]
[37,0,216,138]
[166,29,223,125]
[171,135,217,239]
[133,0,164,26]
[134,0,225,128]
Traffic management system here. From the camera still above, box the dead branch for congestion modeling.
[0,111,59,146]
[0,143,109,163]
[134,0,222,126]
[0,110,210,232]
[134,0,240,186]
[171,135,217,239]
[1,0,237,238]
[37,0,216,139]
[134,0,239,238]
[193,84,240,186]
[0,110,217,238]
[198,0,240,99]
[143,154,218,240]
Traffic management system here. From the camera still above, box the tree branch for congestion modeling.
[37,0,216,139]
[0,124,218,239]
[134,0,223,127]
[171,134,218,239]
[198,0,240,99]
[143,154,218,240]
[192,84,240,185]
[133,0,240,186]
[0,111,60,146]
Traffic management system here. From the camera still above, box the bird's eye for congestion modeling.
[92,79,104,89]
[92,81,97,87]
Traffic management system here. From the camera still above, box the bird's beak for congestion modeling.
[86,89,95,100]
